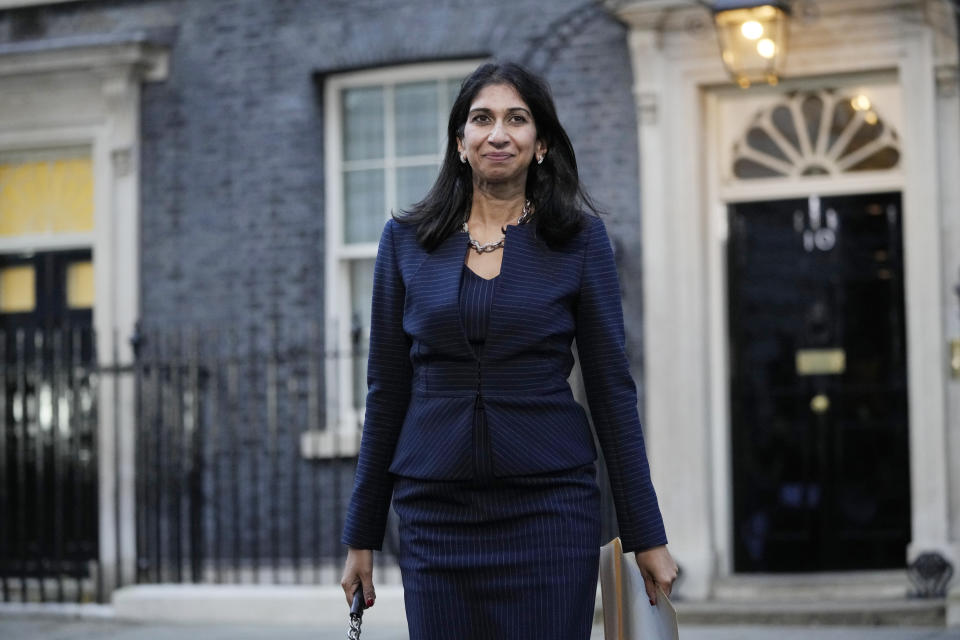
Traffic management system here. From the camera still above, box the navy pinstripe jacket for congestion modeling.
[341,214,667,553]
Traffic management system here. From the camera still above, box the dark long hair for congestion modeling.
[397,61,599,251]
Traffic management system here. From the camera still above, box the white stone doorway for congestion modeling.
[614,0,957,599]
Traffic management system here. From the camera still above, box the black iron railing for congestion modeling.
[0,326,99,603]
[0,322,397,603]
[2,322,618,603]
[132,323,394,589]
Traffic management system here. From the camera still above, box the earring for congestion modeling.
[460,153,467,164]
[537,154,545,165]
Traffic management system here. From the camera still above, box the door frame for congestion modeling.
[706,74,909,580]
[0,38,168,595]
[615,0,955,597]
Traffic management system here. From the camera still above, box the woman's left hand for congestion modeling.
[634,544,678,605]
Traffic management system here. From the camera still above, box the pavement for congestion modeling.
[0,617,959,640]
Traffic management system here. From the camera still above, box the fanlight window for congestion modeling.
[733,89,900,179]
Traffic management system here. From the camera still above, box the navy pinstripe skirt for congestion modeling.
[392,460,601,639]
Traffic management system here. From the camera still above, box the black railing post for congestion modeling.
[32,329,47,602]
[310,321,323,584]
[68,328,83,602]
[172,328,184,584]
[267,321,279,583]
[51,329,64,603]
[132,325,147,584]
[112,328,122,596]
[151,330,164,584]
[227,326,241,583]
[290,323,303,585]
[208,327,223,584]
[15,329,28,602]
[188,328,204,583]
[0,330,7,603]
[246,324,260,584]
[90,329,103,604]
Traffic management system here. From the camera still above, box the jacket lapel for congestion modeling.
[417,229,478,361]
[483,223,547,362]
[417,223,547,364]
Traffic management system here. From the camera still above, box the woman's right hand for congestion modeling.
[634,544,678,605]
[340,547,375,609]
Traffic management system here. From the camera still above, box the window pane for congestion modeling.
[66,261,94,309]
[0,146,93,237]
[0,265,35,313]
[349,258,375,411]
[446,78,462,112]
[344,169,385,243]
[395,81,438,157]
[343,87,384,161]
[397,164,438,212]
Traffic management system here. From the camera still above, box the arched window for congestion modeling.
[732,89,900,179]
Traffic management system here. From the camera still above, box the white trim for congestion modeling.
[0,124,101,147]
[324,75,346,444]
[618,0,959,597]
[336,243,379,260]
[300,428,360,459]
[325,60,483,88]
[0,39,168,81]
[704,96,733,580]
[899,28,951,562]
[321,59,482,454]
[0,233,96,254]
[704,76,909,581]
[343,154,442,171]
[718,173,905,203]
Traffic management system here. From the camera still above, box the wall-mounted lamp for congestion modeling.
[713,0,791,88]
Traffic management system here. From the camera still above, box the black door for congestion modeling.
[728,192,910,572]
[1,250,97,597]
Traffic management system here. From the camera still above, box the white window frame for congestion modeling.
[314,60,482,457]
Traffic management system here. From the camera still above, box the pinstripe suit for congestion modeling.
[341,213,667,636]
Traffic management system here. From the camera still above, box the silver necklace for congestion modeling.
[462,199,533,254]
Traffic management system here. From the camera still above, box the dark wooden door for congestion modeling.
[728,192,910,572]
[1,250,97,594]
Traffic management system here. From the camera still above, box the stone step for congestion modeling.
[674,598,946,626]
[712,570,912,601]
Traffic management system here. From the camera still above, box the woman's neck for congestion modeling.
[468,181,526,230]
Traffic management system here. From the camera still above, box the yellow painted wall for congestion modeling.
[0,150,94,237]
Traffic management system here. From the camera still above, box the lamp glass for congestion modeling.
[715,4,789,87]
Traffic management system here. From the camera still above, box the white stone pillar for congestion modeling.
[898,29,955,568]
[622,22,716,600]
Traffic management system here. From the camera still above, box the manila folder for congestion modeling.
[599,537,679,640]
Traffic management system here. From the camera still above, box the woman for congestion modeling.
[340,61,677,639]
